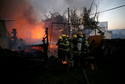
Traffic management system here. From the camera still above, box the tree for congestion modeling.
[82,6,104,36]
[70,9,81,28]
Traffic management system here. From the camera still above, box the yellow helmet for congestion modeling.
[66,35,69,38]
[59,36,62,40]
[73,35,77,38]
[62,34,66,37]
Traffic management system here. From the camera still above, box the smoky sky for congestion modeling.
[31,0,96,18]
[0,0,45,43]
[0,0,97,21]
[0,0,38,24]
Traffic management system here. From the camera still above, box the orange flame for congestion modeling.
[1,0,45,45]
[25,50,31,52]
[7,21,45,44]
[31,23,45,40]
[31,46,43,51]
[62,61,67,64]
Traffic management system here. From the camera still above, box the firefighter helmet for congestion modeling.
[73,35,77,38]
[66,35,69,38]
[59,36,62,40]
[62,34,66,37]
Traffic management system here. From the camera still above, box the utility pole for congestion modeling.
[68,7,70,37]
[51,8,71,37]
[42,28,49,59]
[46,28,49,46]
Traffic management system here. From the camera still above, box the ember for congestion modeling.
[24,49,31,52]
[31,46,43,51]
[62,61,67,64]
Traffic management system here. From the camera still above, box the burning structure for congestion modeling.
[43,12,68,56]
[0,0,124,84]
[0,20,25,50]
[0,0,45,45]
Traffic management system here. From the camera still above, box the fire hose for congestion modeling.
[63,56,89,84]
[66,66,89,84]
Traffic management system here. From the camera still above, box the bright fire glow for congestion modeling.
[7,22,45,44]
[31,23,45,40]
[62,61,67,64]
[25,50,31,52]
[2,0,46,45]
[31,46,43,51]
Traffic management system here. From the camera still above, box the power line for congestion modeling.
[91,4,125,15]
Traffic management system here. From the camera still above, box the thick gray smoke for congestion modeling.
[0,0,97,25]
[0,0,97,45]
[31,0,96,19]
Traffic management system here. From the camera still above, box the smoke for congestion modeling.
[0,0,97,45]
[31,0,96,18]
[0,0,45,44]
[29,0,97,56]
[0,0,97,23]
[0,0,38,23]
[64,0,95,8]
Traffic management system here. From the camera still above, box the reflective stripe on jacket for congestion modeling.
[63,39,70,52]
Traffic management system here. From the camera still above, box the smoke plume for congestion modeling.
[0,0,97,44]
[0,0,45,44]
[31,0,96,18]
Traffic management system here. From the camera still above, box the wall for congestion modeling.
[0,37,9,49]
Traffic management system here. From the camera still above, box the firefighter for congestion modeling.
[66,35,71,60]
[71,35,78,68]
[77,32,89,54]
[71,35,77,53]
[56,36,63,59]
[73,32,89,70]
[66,35,70,41]
[71,35,77,57]
[82,34,89,55]
[66,35,69,39]
[61,34,66,61]
[62,34,70,62]
[83,34,96,71]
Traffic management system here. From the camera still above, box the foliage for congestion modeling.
[70,9,81,28]
[82,7,98,29]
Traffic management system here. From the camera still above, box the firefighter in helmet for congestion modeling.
[56,36,63,59]
[66,35,69,38]
[71,35,77,53]
[66,35,71,60]
[66,35,70,41]
[73,32,88,69]
[61,34,70,62]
